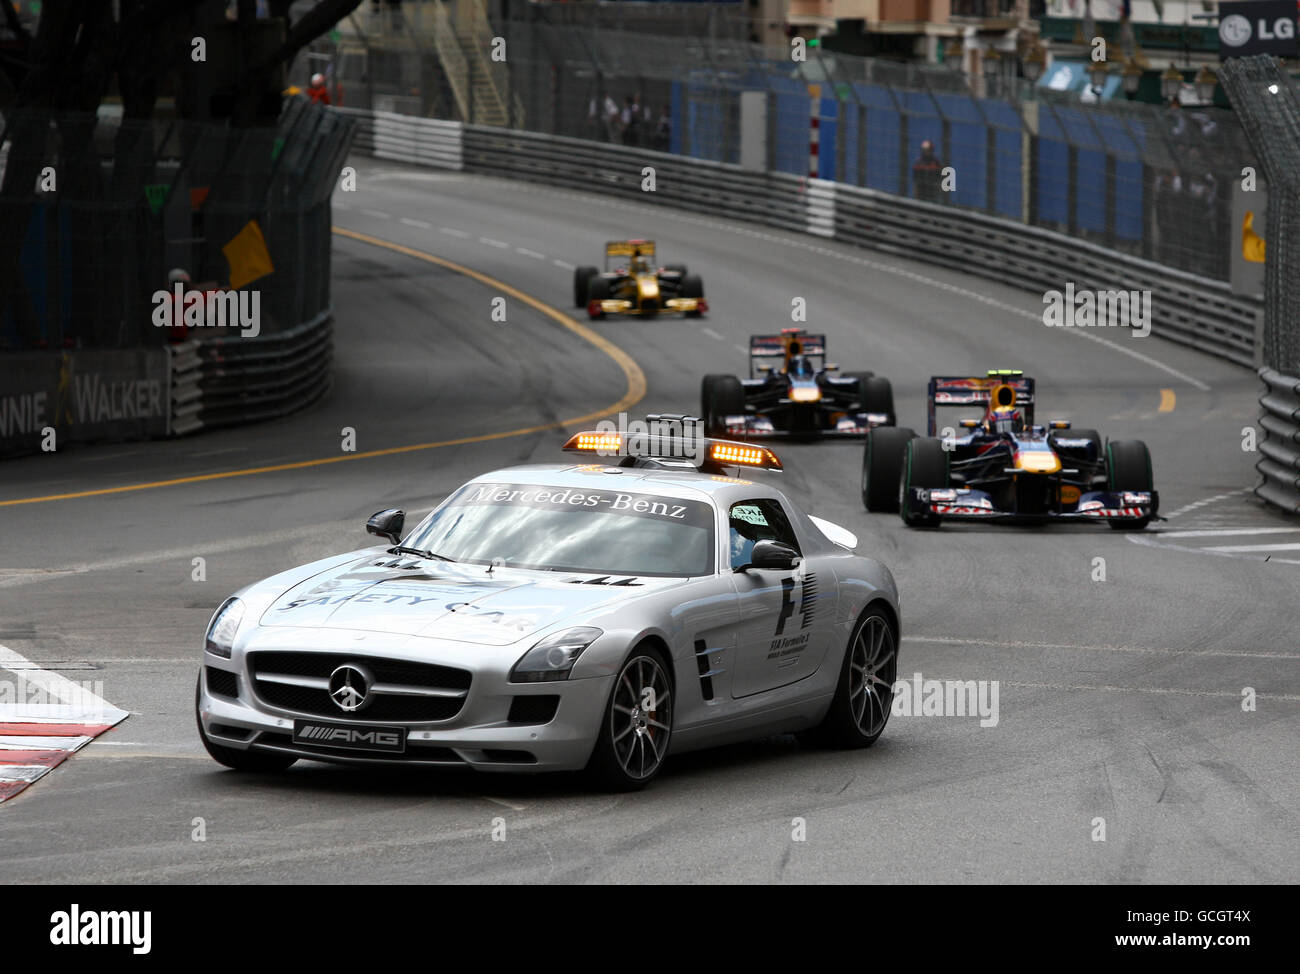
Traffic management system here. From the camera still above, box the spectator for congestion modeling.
[912,139,944,203]
[307,72,330,105]
[621,95,641,146]
[652,105,672,151]
[166,268,192,344]
[602,93,619,142]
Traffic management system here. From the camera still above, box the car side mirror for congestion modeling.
[366,509,405,545]
[739,539,800,572]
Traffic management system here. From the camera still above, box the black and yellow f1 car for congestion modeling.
[574,240,707,320]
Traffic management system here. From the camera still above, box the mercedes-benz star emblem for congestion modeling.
[328,664,372,712]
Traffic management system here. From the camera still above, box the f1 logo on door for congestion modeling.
[774,572,817,636]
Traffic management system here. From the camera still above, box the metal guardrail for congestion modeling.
[343,109,464,170]
[167,311,334,436]
[1256,368,1300,513]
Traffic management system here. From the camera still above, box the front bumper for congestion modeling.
[197,655,614,773]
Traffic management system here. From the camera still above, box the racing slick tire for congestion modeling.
[861,426,916,512]
[807,605,898,749]
[586,643,674,791]
[702,374,745,437]
[573,266,598,308]
[680,273,705,317]
[1051,427,1103,479]
[857,375,896,426]
[900,437,948,527]
[195,677,297,772]
[586,275,612,319]
[1106,439,1154,530]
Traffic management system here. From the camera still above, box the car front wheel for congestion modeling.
[586,646,674,791]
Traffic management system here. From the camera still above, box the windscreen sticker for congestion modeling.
[730,504,769,526]
[455,483,712,528]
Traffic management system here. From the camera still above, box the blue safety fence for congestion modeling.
[648,56,1236,278]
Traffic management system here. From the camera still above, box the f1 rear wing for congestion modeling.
[605,239,655,258]
[927,371,1035,436]
[749,332,827,358]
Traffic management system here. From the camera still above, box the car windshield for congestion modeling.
[402,481,715,577]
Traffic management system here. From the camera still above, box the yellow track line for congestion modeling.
[1,229,647,507]
[1158,388,1176,412]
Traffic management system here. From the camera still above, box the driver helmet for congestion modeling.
[988,407,1025,435]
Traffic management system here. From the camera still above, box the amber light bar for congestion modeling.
[709,442,782,470]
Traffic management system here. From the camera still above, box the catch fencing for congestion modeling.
[332,11,1251,286]
[0,98,354,456]
[1220,56,1300,514]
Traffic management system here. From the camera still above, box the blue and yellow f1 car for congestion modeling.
[861,370,1158,528]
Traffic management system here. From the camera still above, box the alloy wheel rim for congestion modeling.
[610,655,672,779]
[848,616,895,737]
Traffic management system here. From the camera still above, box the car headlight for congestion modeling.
[510,627,603,683]
[205,597,245,659]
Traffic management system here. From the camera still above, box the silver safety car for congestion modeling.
[196,416,900,790]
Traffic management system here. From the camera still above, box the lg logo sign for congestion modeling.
[1220,13,1294,47]
[1219,2,1298,56]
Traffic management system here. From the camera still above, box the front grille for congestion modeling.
[247,651,471,722]
[507,695,560,725]
[206,666,239,699]
[255,732,464,764]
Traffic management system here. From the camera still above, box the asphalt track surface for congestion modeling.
[0,160,1296,884]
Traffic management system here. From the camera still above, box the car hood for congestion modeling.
[258,553,678,645]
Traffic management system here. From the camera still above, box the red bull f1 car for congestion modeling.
[700,329,895,439]
[574,240,707,319]
[860,370,1158,529]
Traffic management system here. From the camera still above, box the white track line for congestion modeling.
[439,226,469,238]
[399,217,431,229]
[1160,527,1300,538]
[1205,541,1300,553]
[904,635,1298,660]
[360,209,390,219]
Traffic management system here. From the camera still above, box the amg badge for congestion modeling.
[292,720,407,753]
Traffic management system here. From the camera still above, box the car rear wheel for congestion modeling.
[573,266,598,308]
[195,677,297,772]
[1106,439,1154,530]
[861,426,915,511]
[586,275,612,319]
[900,437,948,527]
[701,373,745,437]
[586,646,674,791]
[810,607,897,748]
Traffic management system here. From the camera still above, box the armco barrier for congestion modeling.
[1256,368,1300,513]
[167,311,334,436]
